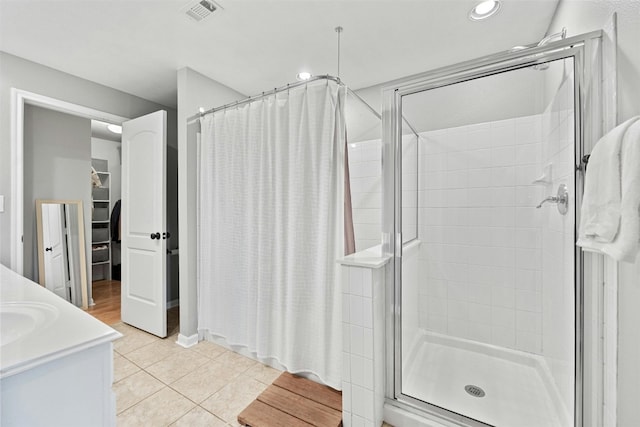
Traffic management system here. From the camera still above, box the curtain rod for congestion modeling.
[186,74,419,138]
[187,75,342,123]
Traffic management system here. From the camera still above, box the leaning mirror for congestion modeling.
[36,199,89,309]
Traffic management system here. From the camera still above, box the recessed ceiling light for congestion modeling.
[469,0,501,20]
[296,72,312,81]
[106,124,122,134]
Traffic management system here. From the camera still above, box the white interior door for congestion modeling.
[42,204,68,299]
[121,110,167,337]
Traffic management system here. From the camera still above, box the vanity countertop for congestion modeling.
[0,264,121,378]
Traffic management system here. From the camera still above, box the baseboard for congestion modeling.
[176,333,198,348]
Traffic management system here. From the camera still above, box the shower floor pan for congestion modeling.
[402,332,569,427]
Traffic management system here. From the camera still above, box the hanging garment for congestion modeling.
[110,200,122,243]
[198,79,346,389]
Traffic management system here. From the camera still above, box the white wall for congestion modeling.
[177,67,245,341]
[548,1,640,424]
[0,52,178,272]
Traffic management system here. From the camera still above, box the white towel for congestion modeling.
[577,116,640,262]
[603,119,640,262]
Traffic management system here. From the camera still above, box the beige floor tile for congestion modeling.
[170,362,243,403]
[214,350,258,374]
[171,406,228,427]
[125,340,185,369]
[245,363,282,385]
[114,328,159,355]
[200,375,268,424]
[191,341,228,360]
[117,388,195,427]
[113,353,141,383]
[113,371,165,414]
[145,349,211,384]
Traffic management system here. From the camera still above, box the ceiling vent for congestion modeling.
[183,0,220,22]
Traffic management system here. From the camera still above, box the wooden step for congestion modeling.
[273,372,342,412]
[238,372,342,427]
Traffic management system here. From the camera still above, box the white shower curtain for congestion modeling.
[197,80,346,389]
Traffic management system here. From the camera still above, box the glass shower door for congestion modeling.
[397,57,578,427]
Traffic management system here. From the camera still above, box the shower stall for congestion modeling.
[376,31,607,427]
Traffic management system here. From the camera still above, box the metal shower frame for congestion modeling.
[381,30,605,427]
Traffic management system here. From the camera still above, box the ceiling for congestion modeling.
[0,0,559,109]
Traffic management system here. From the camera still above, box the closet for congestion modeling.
[90,124,122,283]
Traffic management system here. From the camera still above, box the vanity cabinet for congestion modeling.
[0,264,121,427]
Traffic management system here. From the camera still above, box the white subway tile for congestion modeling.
[426,315,448,333]
[490,207,516,227]
[490,166,516,187]
[342,323,351,353]
[491,325,516,348]
[447,299,470,320]
[468,128,493,149]
[351,385,373,421]
[362,302,373,329]
[350,324,364,356]
[362,327,373,359]
[515,269,542,292]
[467,167,492,187]
[343,352,352,382]
[350,354,365,387]
[350,295,364,327]
[516,290,542,312]
[515,143,541,165]
[468,303,492,323]
[491,286,515,308]
[516,310,542,333]
[491,306,515,326]
[342,381,352,413]
[516,331,542,354]
[349,267,363,296]
[468,322,492,343]
[491,146,515,167]
[467,284,492,305]
[515,228,542,248]
[516,248,541,270]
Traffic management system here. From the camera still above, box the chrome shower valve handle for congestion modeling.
[536,184,569,215]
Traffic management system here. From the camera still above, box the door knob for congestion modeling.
[150,232,161,240]
[45,247,52,252]
[163,232,171,240]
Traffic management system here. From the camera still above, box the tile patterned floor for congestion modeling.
[111,322,281,426]
[112,322,395,426]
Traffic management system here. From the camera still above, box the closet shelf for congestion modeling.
[92,260,110,266]
[93,199,109,203]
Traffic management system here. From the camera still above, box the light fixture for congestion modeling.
[296,72,312,81]
[106,124,122,134]
[469,0,501,20]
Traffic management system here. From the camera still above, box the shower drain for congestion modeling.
[464,385,486,398]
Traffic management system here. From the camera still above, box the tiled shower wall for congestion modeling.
[540,69,575,412]
[348,140,382,251]
[417,115,546,353]
[348,135,418,252]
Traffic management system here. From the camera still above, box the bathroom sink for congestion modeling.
[0,302,59,347]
